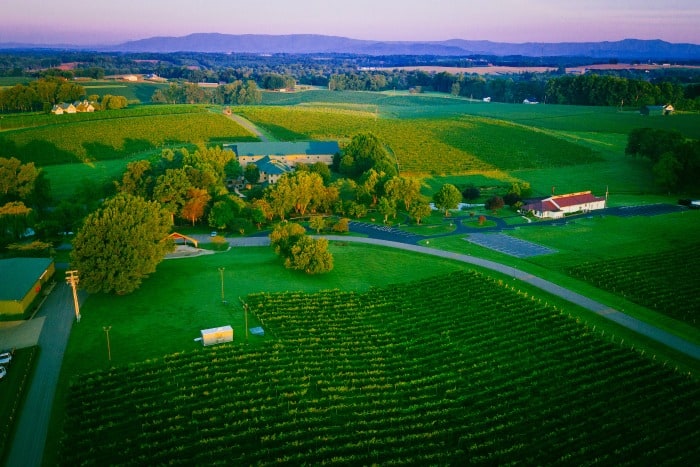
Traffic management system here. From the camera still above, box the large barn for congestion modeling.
[227,141,339,184]
[0,258,55,317]
[521,191,606,219]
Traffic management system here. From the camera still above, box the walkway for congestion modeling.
[4,283,87,467]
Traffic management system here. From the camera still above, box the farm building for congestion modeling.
[521,191,606,219]
[51,103,76,115]
[227,141,339,184]
[0,258,55,317]
[640,104,674,116]
[200,325,233,346]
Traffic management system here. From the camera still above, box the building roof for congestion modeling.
[255,155,292,175]
[522,191,605,213]
[231,141,340,157]
[550,191,605,208]
[0,258,54,301]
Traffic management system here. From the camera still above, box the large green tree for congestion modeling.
[269,222,333,274]
[70,194,174,295]
[433,184,463,216]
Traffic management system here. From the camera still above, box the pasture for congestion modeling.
[57,270,700,465]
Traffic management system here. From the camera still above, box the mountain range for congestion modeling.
[3,33,700,60]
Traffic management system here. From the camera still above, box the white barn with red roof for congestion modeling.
[521,191,606,219]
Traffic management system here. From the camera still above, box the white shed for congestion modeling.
[200,325,233,346]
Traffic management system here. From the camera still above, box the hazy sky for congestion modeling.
[2,0,699,45]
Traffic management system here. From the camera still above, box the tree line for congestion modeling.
[3,50,699,112]
[625,128,700,193]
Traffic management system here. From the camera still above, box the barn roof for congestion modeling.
[0,258,54,301]
[550,191,605,208]
[231,141,339,157]
[522,191,605,213]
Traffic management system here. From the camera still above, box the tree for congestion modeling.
[269,222,307,258]
[0,201,33,242]
[332,217,350,233]
[653,152,682,193]
[409,201,432,225]
[309,215,326,233]
[485,195,505,213]
[70,194,174,295]
[0,157,39,202]
[153,168,192,224]
[433,184,462,216]
[462,185,480,201]
[384,176,421,211]
[117,159,154,198]
[180,187,211,225]
[244,164,260,184]
[340,133,396,178]
[286,236,334,274]
[377,196,396,223]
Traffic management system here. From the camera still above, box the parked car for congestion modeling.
[0,352,12,365]
[210,231,218,237]
[0,366,6,380]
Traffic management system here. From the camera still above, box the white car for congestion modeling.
[0,366,6,380]
[0,352,12,365]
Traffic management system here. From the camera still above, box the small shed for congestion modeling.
[200,325,233,346]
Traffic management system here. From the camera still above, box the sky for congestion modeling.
[2,0,699,46]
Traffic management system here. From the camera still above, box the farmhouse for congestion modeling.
[227,141,339,184]
[520,191,606,219]
[51,100,94,115]
[51,103,76,115]
[0,257,55,317]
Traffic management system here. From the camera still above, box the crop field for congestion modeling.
[235,105,597,176]
[568,243,700,328]
[0,106,256,165]
[58,271,700,465]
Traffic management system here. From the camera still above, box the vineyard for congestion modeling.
[59,270,700,465]
[0,107,256,165]
[236,105,598,175]
[568,243,700,328]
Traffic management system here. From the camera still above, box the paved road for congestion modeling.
[5,283,87,467]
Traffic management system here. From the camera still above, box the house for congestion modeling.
[0,258,55,317]
[74,100,95,112]
[227,141,340,184]
[640,104,674,116]
[51,103,76,115]
[520,191,606,219]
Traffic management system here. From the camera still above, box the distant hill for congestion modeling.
[107,34,700,60]
[2,33,699,60]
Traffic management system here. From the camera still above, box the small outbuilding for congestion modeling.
[0,258,55,318]
[200,325,233,346]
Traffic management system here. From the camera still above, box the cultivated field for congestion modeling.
[58,271,700,465]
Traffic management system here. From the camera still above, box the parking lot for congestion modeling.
[465,233,558,258]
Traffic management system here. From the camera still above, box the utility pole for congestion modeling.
[65,270,81,322]
[218,267,226,304]
[103,326,112,361]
